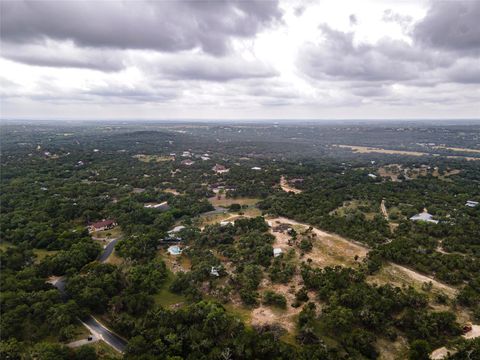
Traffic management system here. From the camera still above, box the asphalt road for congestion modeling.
[98,238,120,262]
[83,316,127,353]
[50,237,127,353]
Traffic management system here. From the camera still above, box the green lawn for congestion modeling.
[0,241,13,251]
[33,248,59,262]
[154,270,186,308]
[93,341,123,359]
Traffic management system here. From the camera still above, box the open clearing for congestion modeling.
[266,217,458,299]
[433,146,480,154]
[280,176,302,194]
[208,196,260,207]
[200,214,470,359]
[268,217,368,268]
[336,145,480,161]
[133,154,174,163]
[330,200,378,221]
[91,227,123,240]
[336,145,427,156]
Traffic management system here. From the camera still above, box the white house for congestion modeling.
[273,248,283,257]
[466,200,479,208]
[410,212,439,224]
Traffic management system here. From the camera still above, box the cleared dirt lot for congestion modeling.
[433,146,480,154]
[280,176,302,194]
[336,145,427,156]
[267,217,458,299]
[336,145,480,161]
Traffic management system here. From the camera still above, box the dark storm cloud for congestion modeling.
[299,0,480,87]
[414,1,480,53]
[298,25,436,82]
[1,43,124,71]
[0,0,282,56]
[445,59,480,84]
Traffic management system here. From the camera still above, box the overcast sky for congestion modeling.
[1,0,479,120]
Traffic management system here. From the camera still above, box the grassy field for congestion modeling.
[330,200,378,220]
[33,248,59,262]
[208,196,260,207]
[105,249,124,266]
[133,154,174,163]
[92,227,123,239]
[93,340,123,359]
[1,241,58,263]
[198,206,262,227]
[0,241,13,251]
[154,270,186,308]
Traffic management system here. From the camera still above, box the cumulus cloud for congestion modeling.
[299,25,431,82]
[1,41,125,71]
[0,0,282,56]
[0,0,478,119]
[414,1,480,53]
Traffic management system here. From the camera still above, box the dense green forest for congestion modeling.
[1,122,479,359]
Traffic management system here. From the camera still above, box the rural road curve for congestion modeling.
[50,237,127,353]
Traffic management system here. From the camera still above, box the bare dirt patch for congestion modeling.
[164,188,181,196]
[267,217,368,268]
[376,336,408,360]
[368,263,457,299]
[280,176,302,194]
[464,325,480,340]
[433,146,480,154]
[336,145,427,156]
[133,154,174,163]
[336,145,480,161]
[267,217,458,300]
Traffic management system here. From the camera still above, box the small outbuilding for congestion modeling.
[273,248,283,257]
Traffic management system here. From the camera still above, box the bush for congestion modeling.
[263,290,287,309]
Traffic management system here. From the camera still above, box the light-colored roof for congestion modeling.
[168,225,186,234]
[273,248,283,256]
[144,201,169,209]
[410,212,439,224]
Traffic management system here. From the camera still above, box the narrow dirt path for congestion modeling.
[380,199,389,220]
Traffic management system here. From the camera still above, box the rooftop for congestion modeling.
[410,212,439,224]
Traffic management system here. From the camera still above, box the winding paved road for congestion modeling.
[51,237,127,353]
[98,238,120,262]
